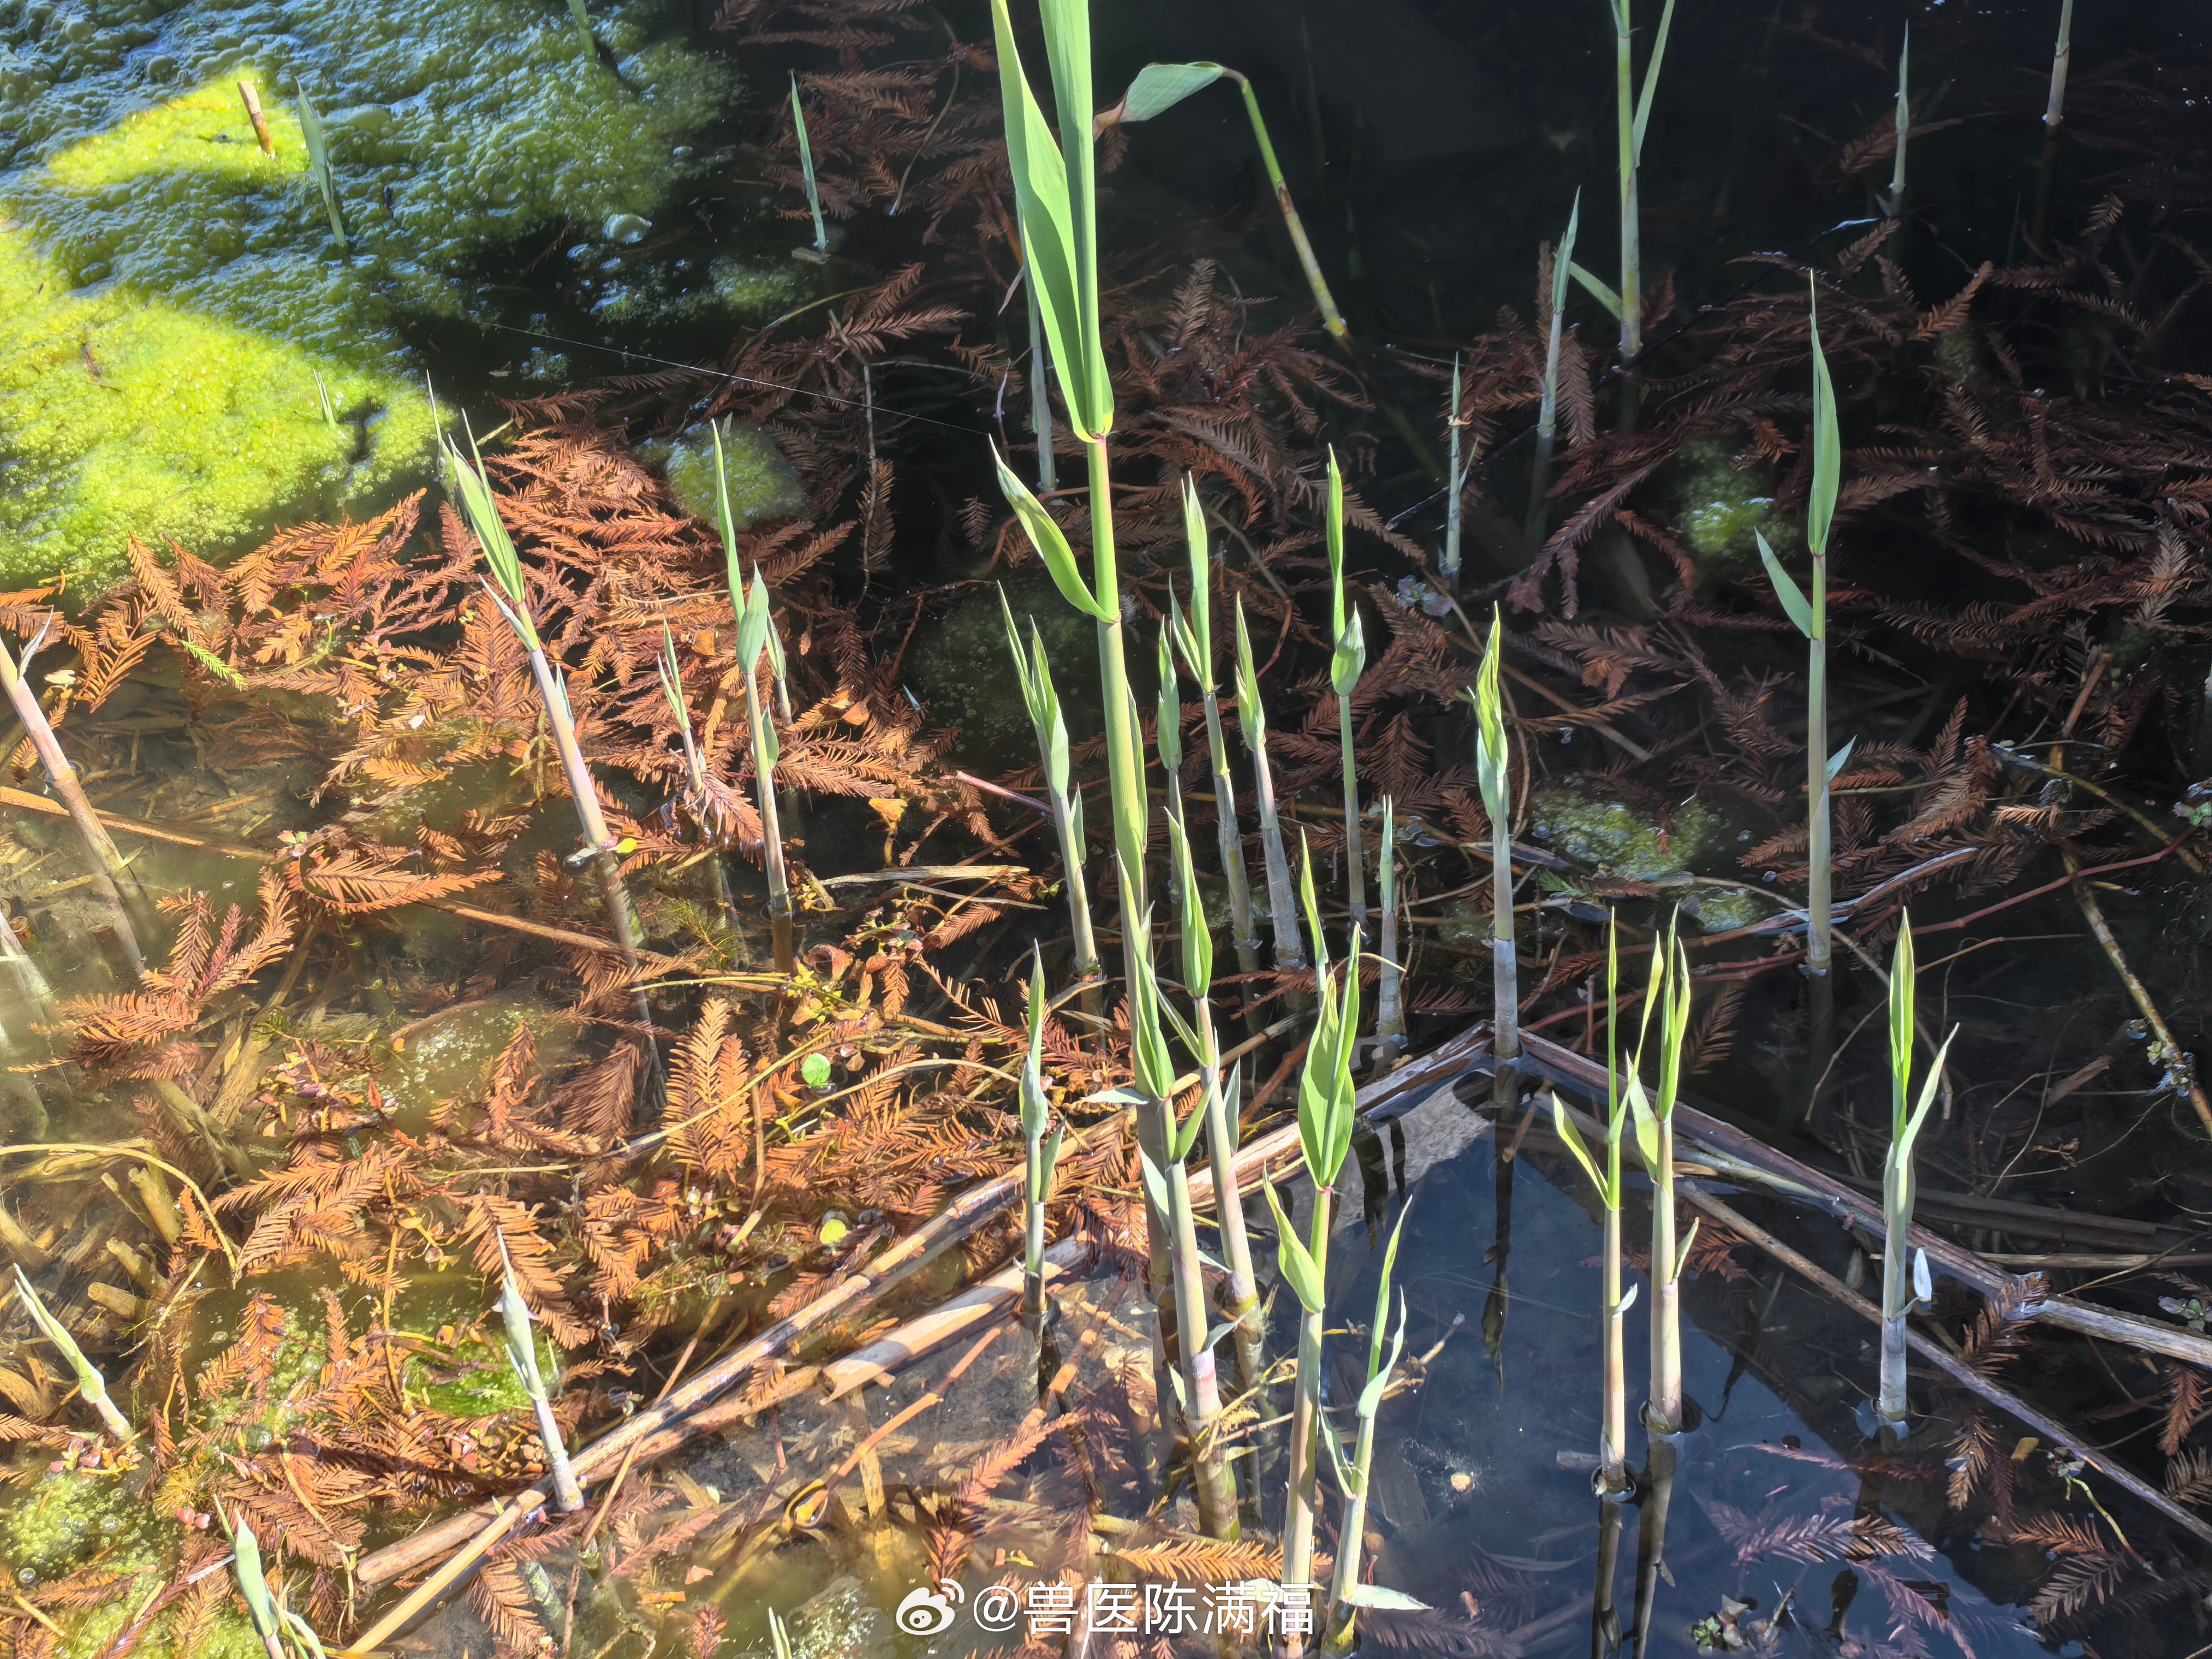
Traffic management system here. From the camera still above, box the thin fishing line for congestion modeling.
[476,319,986,437]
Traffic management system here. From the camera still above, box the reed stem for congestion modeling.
[1224,70,1348,344]
[1374,798,1404,1062]
[2031,0,2075,246]
[1527,194,1580,554]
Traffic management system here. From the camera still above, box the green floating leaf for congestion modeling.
[800,1053,832,1089]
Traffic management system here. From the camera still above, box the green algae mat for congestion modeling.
[0,0,732,595]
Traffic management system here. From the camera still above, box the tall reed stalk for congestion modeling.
[1607,0,1676,379]
[1163,810,1263,1391]
[1266,844,1363,1618]
[0,626,146,974]
[1322,1212,1410,1654]
[1549,918,1635,1491]
[1442,354,1472,592]
[1526,192,1580,553]
[1017,950,1065,1320]
[1000,593,1098,995]
[790,74,828,253]
[1233,597,1305,974]
[1878,912,1955,1428]
[1756,281,1844,984]
[1467,607,1518,1101]
[1169,477,1260,1001]
[1627,921,1694,1434]
[446,432,649,985]
[1324,451,1368,930]
[14,1266,131,1439]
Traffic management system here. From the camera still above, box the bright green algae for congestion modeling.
[0,0,734,590]
[656,421,808,529]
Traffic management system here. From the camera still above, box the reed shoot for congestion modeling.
[495,1245,584,1511]
[222,1508,293,1659]
[295,83,346,248]
[1164,806,1264,1391]
[566,0,593,53]
[1887,23,1911,218]
[445,428,649,981]
[1234,595,1305,973]
[1526,191,1580,552]
[1608,0,1676,373]
[313,369,340,432]
[1754,278,1843,978]
[733,565,795,975]
[1879,912,1957,1427]
[2032,0,2076,243]
[1626,920,1694,1434]
[790,73,828,253]
[1374,797,1404,1062]
[1269,841,1363,1610]
[1169,477,1261,998]
[1322,1211,1411,1653]
[1324,448,1368,932]
[1548,918,1635,1491]
[1000,590,1099,993]
[1467,606,1518,1094]
[14,1266,131,1440]
[1442,353,1471,590]
[1018,949,1065,1319]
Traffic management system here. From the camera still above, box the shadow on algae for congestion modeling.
[0,0,738,596]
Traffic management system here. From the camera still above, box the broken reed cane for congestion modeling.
[0,626,147,973]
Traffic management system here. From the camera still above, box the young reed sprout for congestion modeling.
[1549,917,1635,1492]
[14,1266,131,1440]
[1604,0,1675,371]
[1017,949,1065,1320]
[0,621,146,973]
[1233,595,1305,974]
[1374,797,1404,1062]
[313,369,340,433]
[734,565,795,975]
[1163,806,1264,1392]
[565,0,593,53]
[1157,620,1186,909]
[444,425,649,980]
[1168,477,1260,997]
[1322,1213,1415,1653]
[1095,61,1348,345]
[1626,919,1695,1434]
[1465,606,1518,1096]
[1886,23,1910,219]
[1442,353,1473,592]
[295,82,345,248]
[1879,912,1957,1428]
[1000,591,1098,993]
[656,623,706,807]
[790,73,828,254]
[1265,840,1364,1609]
[494,1244,584,1511]
[1526,191,1580,552]
[1755,279,1845,982]
[1324,448,1368,931]
[222,1508,292,1659]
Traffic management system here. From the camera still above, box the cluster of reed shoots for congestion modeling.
[1879,913,1956,1428]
